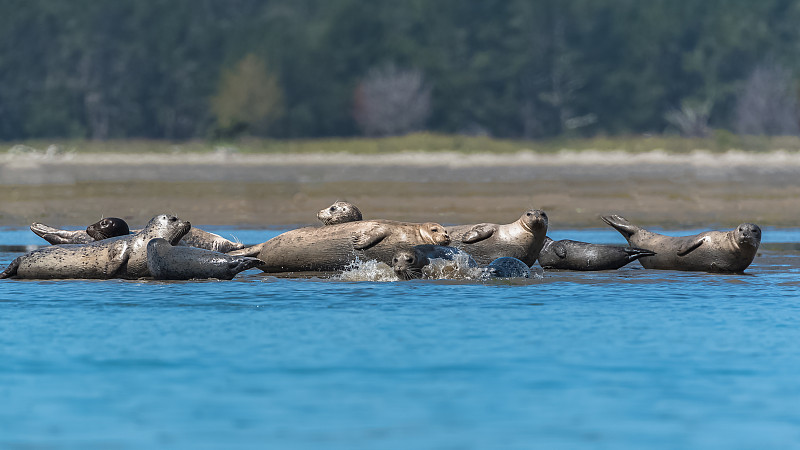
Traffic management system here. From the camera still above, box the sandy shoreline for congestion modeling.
[1,150,798,229]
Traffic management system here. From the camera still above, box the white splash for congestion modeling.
[422,253,486,280]
[336,258,399,282]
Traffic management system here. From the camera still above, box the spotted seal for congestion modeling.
[317,201,363,225]
[146,238,263,280]
[30,217,130,245]
[1,214,191,279]
[447,209,549,266]
[229,220,451,273]
[538,236,656,270]
[601,214,761,273]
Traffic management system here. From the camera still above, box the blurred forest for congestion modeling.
[2,0,800,141]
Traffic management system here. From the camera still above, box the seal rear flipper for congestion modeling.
[227,243,265,257]
[30,223,74,244]
[677,238,705,256]
[0,257,22,279]
[601,214,639,239]
[624,247,656,260]
[461,225,494,244]
[229,257,264,275]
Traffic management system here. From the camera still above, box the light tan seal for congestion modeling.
[317,201,363,225]
[601,214,761,273]
[146,238,263,280]
[447,209,549,266]
[1,214,191,279]
[229,220,451,273]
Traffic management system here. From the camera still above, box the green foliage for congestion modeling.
[3,0,800,141]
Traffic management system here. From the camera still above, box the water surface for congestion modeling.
[1,228,800,449]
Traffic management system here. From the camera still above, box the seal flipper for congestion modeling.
[353,225,389,250]
[601,214,640,239]
[0,257,21,279]
[227,243,265,257]
[554,242,567,259]
[461,225,495,244]
[30,223,77,245]
[228,257,264,275]
[677,238,705,256]
[623,247,656,261]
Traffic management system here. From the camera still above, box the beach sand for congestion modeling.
[1,150,798,229]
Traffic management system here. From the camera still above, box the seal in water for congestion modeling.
[538,236,656,270]
[30,220,242,252]
[391,245,477,280]
[229,220,451,273]
[1,214,191,279]
[601,214,761,273]
[484,257,532,278]
[30,217,130,245]
[317,201,363,225]
[447,209,549,266]
[146,238,263,280]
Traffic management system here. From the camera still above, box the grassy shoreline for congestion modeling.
[7,132,800,155]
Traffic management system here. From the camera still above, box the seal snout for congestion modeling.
[737,223,762,246]
[522,209,548,232]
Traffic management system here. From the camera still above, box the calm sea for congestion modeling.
[1,227,799,449]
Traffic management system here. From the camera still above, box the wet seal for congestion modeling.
[146,238,263,280]
[538,236,656,270]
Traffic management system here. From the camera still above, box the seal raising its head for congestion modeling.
[30,217,129,245]
[601,214,761,273]
[447,209,549,266]
[86,217,130,241]
[391,245,477,280]
[317,201,363,225]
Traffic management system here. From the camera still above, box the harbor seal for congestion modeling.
[601,214,761,273]
[317,201,363,225]
[391,245,478,280]
[30,217,129,245]
[1,214,191,279]
[447,209,549,265]
[229,220,451,273]
[538,236,656,270]
[484,257,532,278]
[30,220,242,252]
[146,238,263,280]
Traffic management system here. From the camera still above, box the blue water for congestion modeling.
[2,228,800,449]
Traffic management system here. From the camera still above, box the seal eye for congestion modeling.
[330,206,337,211]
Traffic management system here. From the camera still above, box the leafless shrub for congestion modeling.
[664,101,712,137]
[735,63,799,136]
[353,64,431,137]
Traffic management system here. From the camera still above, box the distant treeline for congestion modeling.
[2,0,800,141]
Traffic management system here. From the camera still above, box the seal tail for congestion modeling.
[230,257,265,274]
[227,243,264,257]
[601,214,639,239]
[623,247,656,262]
[0,257,21,279]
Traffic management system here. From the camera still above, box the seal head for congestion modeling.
[86,217,130,240]
[317,201,363,225]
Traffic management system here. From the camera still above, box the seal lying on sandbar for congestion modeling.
[317,201,363,225]
[30,220,242,252]
[1,214,191,279]
[146,238,263,280]
[30,217,130,244]
[601,214,761,273]
[229,220,451,273]
[446,209,549,266]
[538,236,656,270]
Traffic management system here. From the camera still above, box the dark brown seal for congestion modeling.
[447,209,549,266]
[2,214,191,279]
[30,217,129,244]
[601,214,761,273]
[538,236,656,270]
[146,238,263,280]
[230,220,451,273]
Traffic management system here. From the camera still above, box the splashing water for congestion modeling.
[422,253,486,280]
[336,258,399,282]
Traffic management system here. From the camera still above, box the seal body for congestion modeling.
[392,245,477,280]
[484,257,531,278]
[232,220,450,273]
[30,217,129,245]
[538,236,656,270]
[2,215,191,279]
[317,201,363,225]
[447,210,548,266]
[146,238,263,280]
[30,220,241,252]
[601,215,761,273]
